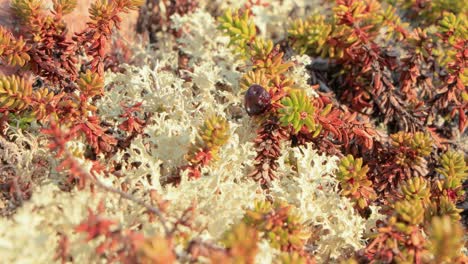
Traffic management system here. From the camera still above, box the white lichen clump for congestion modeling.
[0,2,382,263]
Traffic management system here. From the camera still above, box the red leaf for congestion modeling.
[458,107,467,132]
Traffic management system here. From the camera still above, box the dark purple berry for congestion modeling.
[32,77,44,90]
[244,84,271,116]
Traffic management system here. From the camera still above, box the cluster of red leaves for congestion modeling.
[399,29,429,104]
[74,116,117,154]
[41,122,96,189]
[67,193,202,263]
[181,148,214,180]
[332,1,428,133]
[371,144,429,195]
[118,102,146,135]
[249,118,288,187]
[318,97,378,149]
[290,93,380,158]
[433,38,467,132]
[16,2,78,89]
[74,0,142,75]
[170,115,230,183]
[73,201,145,264]
[365,222,427,264]
[326,0,466,138]
[0,1,146,157]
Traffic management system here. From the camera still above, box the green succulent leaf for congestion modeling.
[278,90,319,134]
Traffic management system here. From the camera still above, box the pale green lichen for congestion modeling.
[270,143,380,261]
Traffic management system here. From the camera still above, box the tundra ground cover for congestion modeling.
[0,0,466,263]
